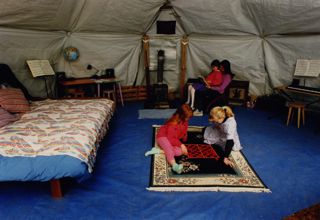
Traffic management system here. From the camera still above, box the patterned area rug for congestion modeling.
[148,125,271,192]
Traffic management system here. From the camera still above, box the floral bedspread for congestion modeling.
[0,99,114,173]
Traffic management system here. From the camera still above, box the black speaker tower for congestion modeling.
[144,50,169,109]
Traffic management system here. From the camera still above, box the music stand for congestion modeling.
[293,59,320,86]
[26,60,55,98]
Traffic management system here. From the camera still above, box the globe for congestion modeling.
[63,47,79,62]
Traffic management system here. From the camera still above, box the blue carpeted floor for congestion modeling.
[0,101,320,220]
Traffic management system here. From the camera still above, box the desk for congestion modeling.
[60,78,124,106]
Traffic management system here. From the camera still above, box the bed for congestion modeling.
[0,98,115,198]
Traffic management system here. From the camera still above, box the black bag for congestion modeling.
[105,69,115,78]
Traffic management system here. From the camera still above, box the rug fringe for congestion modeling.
[146,187,271,193]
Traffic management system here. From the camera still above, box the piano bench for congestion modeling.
[286,102,305,128]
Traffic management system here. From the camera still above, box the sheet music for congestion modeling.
[307,60,320,76]
[26,60,55,77]
[294,59,320,77]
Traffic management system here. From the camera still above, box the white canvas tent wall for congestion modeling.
[1,0,320,98]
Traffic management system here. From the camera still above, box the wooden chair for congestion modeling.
[66,88,85,98]
[286,101,305,128]
[103,89,116,102]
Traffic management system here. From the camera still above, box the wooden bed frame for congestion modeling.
[51,180,63,198]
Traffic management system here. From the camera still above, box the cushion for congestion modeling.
[0,88,30,113]
[0,107,19,128]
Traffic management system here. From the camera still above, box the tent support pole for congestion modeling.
[143,35,152,106]
[180,35,188,99]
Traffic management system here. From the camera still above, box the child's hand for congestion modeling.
[203,79,210,87]
[223,157,234,167]
[181,144,188,156]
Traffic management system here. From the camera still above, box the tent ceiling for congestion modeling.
[0,0,165,33]
[0,0,320,97]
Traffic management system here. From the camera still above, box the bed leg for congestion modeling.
[50,179,63,198]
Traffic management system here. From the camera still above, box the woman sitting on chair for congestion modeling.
[210,60,234,93]
[186,59,222,116]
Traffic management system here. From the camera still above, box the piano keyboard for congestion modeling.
[287,86,320,95]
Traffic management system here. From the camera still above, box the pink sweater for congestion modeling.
[156,121,188,147]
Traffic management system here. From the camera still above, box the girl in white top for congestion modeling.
[204,106,242,167]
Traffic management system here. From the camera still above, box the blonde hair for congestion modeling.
[209,106,234,121]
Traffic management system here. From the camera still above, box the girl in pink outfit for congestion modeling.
[156,104,193,174]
